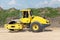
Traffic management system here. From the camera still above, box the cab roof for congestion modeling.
[20,9,31,11]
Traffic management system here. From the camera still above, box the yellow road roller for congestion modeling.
[5,9,50,32]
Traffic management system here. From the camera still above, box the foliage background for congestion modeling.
[0,7,60,26]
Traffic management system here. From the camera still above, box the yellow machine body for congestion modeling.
[5,23,23,30]
[5,9,50,32]
[20,9,49,24]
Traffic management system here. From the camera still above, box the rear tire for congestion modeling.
[30,22,43,32]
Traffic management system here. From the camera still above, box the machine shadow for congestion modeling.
[9,30,26,33]
[44,29,52,32]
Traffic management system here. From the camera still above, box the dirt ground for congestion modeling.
[0,27,60,40]
[0,17,60,40]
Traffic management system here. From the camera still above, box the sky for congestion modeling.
[0,0,60,9]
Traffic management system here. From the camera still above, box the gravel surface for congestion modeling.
[0,27,60,40]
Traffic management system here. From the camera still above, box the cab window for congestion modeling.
[23,11,28,18]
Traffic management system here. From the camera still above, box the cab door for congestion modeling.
[20,11,31,23]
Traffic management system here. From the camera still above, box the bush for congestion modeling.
[0,10,20,26]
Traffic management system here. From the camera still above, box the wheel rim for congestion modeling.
[32,24,39,30]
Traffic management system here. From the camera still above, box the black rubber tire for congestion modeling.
[30,22,43,32]
[9,29,14,31]
[9,29,14,33]
[9,29,20,32]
